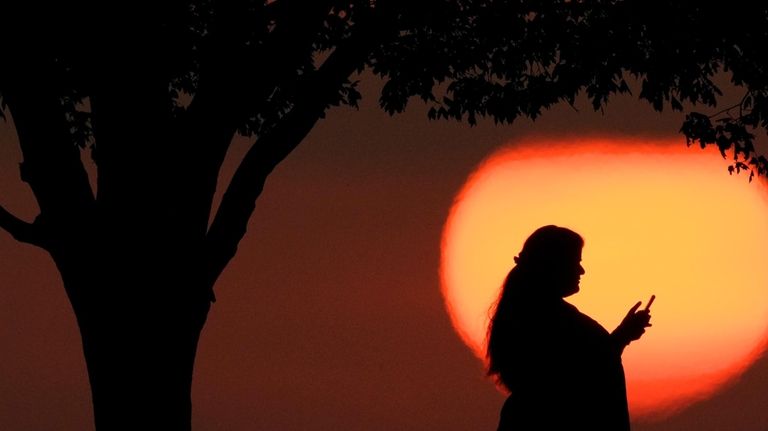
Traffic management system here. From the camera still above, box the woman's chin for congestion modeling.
[562,285,580,297]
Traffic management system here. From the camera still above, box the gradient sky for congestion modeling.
[2,72,768,430]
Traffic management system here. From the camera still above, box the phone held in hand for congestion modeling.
[644,294,655,311]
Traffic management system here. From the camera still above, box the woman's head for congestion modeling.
[514,225,585,297]
[486,225,585,390]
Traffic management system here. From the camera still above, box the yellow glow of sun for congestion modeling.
[440,137,768,419]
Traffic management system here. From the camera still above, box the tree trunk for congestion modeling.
[53,237,212,431]
[86,301,209,430]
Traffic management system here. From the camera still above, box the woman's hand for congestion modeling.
[611,301,652,349]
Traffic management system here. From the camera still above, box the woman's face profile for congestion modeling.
[545,247,585,298]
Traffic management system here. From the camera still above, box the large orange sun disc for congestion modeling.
[440,137,768,419]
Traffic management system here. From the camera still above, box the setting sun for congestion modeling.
[440,137,768,419]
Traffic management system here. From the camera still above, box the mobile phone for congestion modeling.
[644,294,655,311]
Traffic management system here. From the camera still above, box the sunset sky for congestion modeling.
[2,72,768,430]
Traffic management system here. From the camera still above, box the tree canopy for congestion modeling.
[2,2,767,182]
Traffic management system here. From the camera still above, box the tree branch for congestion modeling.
[2,62,95,249]
[205,13,384,291]
[179,1,337,237]
[187,0,334,142]
[0,204,44,247]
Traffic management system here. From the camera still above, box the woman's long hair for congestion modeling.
[486,225,584,390]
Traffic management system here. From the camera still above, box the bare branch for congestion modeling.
[707,91,753,120]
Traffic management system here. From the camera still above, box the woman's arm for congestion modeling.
[610,301,652,353]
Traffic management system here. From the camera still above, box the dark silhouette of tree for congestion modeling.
[0,1,766,429]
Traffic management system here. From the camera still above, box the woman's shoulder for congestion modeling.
[557,300,610,335]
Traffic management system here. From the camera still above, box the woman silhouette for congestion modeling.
[487,225,651,430]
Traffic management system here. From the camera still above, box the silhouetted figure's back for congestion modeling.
[487,225,651,430]
[495,294,629,429]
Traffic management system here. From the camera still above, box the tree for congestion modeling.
[1,0,767,429]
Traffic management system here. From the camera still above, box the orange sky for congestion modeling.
[2,73,768,430]
[440,139,768,419]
